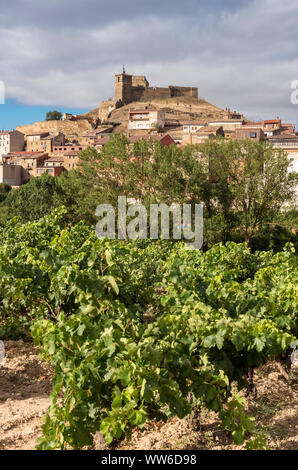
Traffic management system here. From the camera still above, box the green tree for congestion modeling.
[4,173,63,223]
[46,110,62,121]
[0,183,11,203]
[200,139,298,243]
[76,134,208,207]
[2,135,296,250]
[150,122,163,133]
[54,169,99,225]
[75,134,298,247]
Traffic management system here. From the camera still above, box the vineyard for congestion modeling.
[0,208,297,450]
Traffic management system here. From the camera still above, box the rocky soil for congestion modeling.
[0,340,297,450]
[16,119,93,142]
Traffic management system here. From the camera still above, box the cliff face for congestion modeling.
[16,119,94,142]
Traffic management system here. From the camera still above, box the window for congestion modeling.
[250,132,257,138]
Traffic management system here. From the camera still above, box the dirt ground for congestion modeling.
[0,340,297,451]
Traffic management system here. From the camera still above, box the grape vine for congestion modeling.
[0,209,297,449]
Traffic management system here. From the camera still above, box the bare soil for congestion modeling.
[0,340,52,450]
[0,340,297,450]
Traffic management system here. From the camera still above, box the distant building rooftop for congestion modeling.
[26,132,50,137]
[195,125,222,134]
[95,133,174,146]
[128,134,172,143]
[183,121,207,126]
[5,151,48,159]
[268,134,298,140]
[62,151,80,156]
[264,119,281,124]
[44,156,65,162]
[129,107,159,114]
[40,134,60,140]
[209,119,244,123]
[243,122,263,126]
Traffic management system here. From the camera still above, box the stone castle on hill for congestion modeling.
[99,70,198,121]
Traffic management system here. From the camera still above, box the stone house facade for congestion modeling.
[128,108,165,131]
[0,130,25,161]
[235,128,265,141]
[2,152,48,181]
[26,132,65,153]
[0,163,22,186]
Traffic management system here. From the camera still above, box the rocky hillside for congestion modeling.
[109,95,224,125]
[16,119,94,142]
[15,95,242,142]
[100,96,232,137]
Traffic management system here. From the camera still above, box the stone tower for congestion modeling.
[115,72,132,104]
[111,70,198,108]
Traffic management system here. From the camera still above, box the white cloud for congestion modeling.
[0,0,298,125]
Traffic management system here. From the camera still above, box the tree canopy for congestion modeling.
[4,173,62,222]
[1,134,297,249]
[199,139,298,242]
[74,135,298,245]
[46,110,62,121]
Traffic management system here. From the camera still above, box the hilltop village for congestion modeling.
[1,70,298,186]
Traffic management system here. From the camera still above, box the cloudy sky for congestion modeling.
[0,0,298,128]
